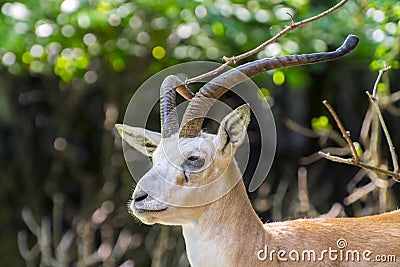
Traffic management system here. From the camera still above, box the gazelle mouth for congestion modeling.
[135,207,168,214]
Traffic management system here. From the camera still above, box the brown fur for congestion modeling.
[187,160,400,266]
[120,106,400,267]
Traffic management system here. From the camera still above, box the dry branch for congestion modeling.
[18,196,134,266]
[184,0,349,85]
[284,117,347,147]
[322,100,359,162]
[366,66,398,174]
[319,66,400,182]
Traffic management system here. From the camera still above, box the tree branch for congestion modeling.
[322,100,359,162]
[371,65,391,97]
[319,151,400,180]
[366,66,398,174]
[185,0,349,85]
[319,66,400,182]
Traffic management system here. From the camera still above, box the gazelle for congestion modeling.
[116,35,400,266]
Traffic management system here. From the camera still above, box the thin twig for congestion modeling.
[297,167,316,216]
[319,152,400,181]
[369,106,382,166]
[344,181,376,205]
[359,105,374,148]
[391,90,400,103]
[371,65,391,97]
[321,96,399,181]
[185,0,349,84]
[151,226,170,267]
[17,230,40,264]
[367,65,398,175]
[284,117,347,147]
[272,179,290,221]
[367,89,398,175]
[322,100,359,162]
[300,146,350,165]
[318,203,345,218]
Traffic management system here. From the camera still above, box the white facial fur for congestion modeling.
[117,104,251,225]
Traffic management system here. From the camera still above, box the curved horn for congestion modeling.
[160,75,184,138]
[180,34,359,137]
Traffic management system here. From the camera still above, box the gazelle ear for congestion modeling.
[115,124,161,157]
[216,104,251,153]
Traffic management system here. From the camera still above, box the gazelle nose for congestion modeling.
[130,191,148,211]
[134,192,148,203]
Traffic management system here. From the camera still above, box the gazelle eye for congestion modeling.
[187,156,200,161]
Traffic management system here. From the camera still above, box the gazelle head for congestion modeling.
[116,35,359,226]
[116,76,250,225]
[116,76,251,225]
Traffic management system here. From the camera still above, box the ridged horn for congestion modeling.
[160,75,184,138]
[179,34,359,137]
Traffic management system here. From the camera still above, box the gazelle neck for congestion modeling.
[182,160,269,267]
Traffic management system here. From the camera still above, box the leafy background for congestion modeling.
[0,0,399,266]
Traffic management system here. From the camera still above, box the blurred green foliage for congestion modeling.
[0,0,399,83]
[311,115,332,131]
[0,0,399,266]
